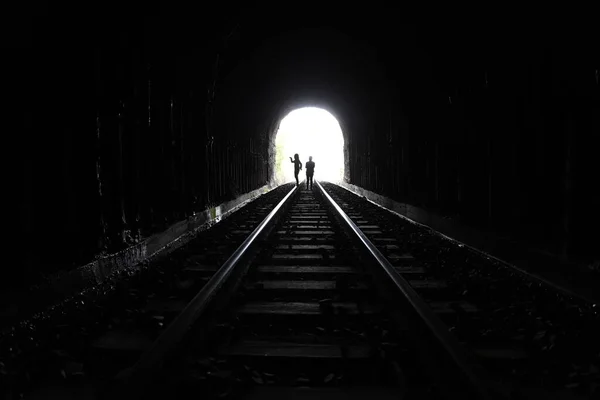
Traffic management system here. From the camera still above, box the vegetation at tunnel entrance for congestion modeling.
[274,139,286,186]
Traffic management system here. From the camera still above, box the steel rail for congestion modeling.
[316,180,506,400]
[115,184,298,399]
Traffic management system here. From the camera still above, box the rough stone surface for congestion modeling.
[338,181,600,304]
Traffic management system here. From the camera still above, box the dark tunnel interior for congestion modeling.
[7,14,599,296]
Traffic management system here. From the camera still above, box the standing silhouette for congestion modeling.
[305,156,315,190]
[289,154,302,186]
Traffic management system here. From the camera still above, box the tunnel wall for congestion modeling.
[343,27,599,265]
[13,19,270,291]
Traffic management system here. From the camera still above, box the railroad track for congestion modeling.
[321,182,600,399]
[1,184,294,400]
[6,181,596,400]
[103,182,503,400]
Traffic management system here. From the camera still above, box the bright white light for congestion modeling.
[273,107,344,185]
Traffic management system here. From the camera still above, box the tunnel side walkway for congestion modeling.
[338,182,600,304]
[1,183,280,330]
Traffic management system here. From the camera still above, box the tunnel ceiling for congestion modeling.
[30,14,594,144]
[201,17,593,143]
[214,25,386,138]
[214,20,425,133]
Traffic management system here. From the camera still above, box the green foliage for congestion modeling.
[274,138,285,184]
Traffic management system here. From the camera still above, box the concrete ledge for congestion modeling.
[42,184,274,298]
[337,182,599,303]
[338,182,497,253]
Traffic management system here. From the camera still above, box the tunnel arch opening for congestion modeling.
[270,107,345,186]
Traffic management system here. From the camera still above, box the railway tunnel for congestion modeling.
[12,16,599,301]
[3,12,600,398]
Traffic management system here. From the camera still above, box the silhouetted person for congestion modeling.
[289,154,302,186]
[305,156,315,190]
